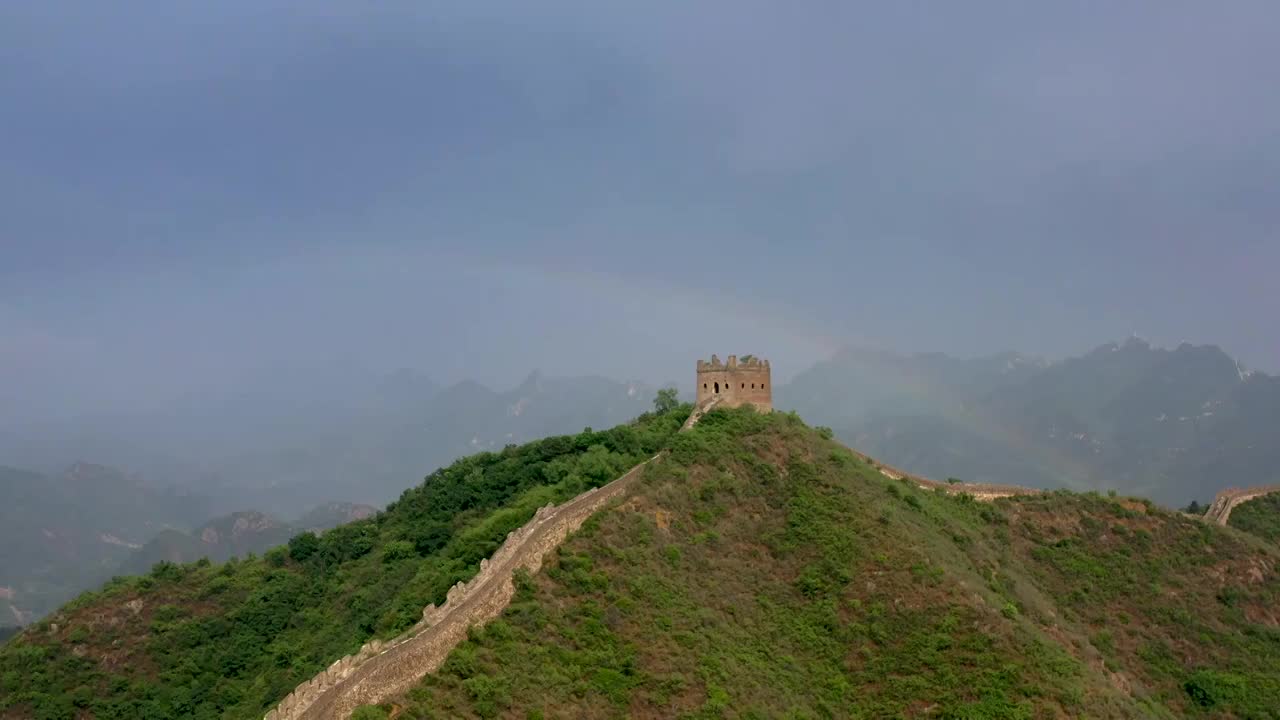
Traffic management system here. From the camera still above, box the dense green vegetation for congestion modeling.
[387,408,1280,719]
[1229,492,1280,545]
[0,406,689,720]
[5,405,1279,719]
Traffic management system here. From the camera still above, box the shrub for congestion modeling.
[381,541,416,564]
[149,561,182,582]
[653,387,680,414]
[288,532,320,562]
[265,547,288,567]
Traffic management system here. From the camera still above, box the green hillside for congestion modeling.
[4,407,1280,719]
[1229,492,1280,545]
[392,410,1279,719]
[0,408,688,720]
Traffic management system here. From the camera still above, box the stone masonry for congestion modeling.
[696,354,771,410]
[264,396,744,720]
[1203,485,1280,526]
[843,444,1041,502]
[265,374,1043,720]
[265,455,661,720]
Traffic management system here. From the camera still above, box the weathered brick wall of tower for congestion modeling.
[695,354,772,410]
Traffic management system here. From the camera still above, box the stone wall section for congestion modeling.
[265,401,1043,719]
[842,444,1041,502]
[266,454,662,720]
[681,396,722,431]
[1203,485,1280,526]
[265,401,739,720]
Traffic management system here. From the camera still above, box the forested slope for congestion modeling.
[386,410,1280,719]
[0,409,688,719]
[5,406,1279,719]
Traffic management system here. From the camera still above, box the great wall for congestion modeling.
[266,392,1042,719]
[263,356,1279,718]
[845,446,1042,501]
[266,452,664,720]
[1203,484,1280,526]
[852,443,1280,521]
[265,384,732,718]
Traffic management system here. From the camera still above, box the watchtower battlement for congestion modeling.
[696,354,772,411]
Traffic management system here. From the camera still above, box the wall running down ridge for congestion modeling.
[1203,485,1280,526]
[269,404,1280,718]
[275,399,1276,718]
[268,455,662,719]
[263,402,746,719]
[843,444,1041,502]
[265,397,1043,719]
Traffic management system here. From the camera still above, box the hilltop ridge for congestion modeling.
[389,408,1280,718]
[3,407,1279,718]
[0,407,689,719]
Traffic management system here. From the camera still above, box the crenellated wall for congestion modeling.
[263,394,1044,720]
[840,444,1041,502]
[696,354,771,410]
[265,456,661,720]
[1203,485,1280,526]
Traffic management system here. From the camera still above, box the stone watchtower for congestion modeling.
[696,354,772,411]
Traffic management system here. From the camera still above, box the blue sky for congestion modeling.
[3,2,1278,419]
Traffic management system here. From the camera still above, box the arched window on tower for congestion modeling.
[714,382,720,393]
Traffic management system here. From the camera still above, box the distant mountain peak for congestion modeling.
[65,461,122,478]
[516,369,545,393]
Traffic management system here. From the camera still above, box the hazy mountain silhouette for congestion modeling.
[779,339,1278,504]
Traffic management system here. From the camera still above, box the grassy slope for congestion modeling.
[5,406,1278,719]
[0,408,688,720]
[387,409,1280,719]
[1229,492,1280,546]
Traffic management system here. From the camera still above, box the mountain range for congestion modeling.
[0,370,662,516]
[118,503,377,576]
[0,460,375,629]
[779,338,1278,505]
[2,338,1277,632]
[0,462,211,628]
[0,372,662,627]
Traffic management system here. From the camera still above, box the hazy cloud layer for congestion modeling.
[3,2,1278,422]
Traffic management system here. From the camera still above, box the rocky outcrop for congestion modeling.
[1204,485,1280,526]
